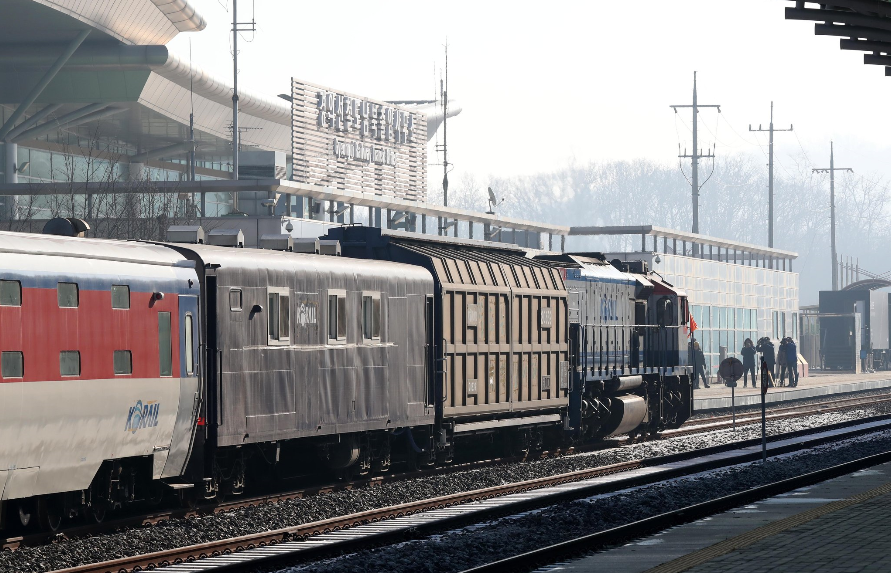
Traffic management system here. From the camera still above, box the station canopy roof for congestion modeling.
[786,1,891,77]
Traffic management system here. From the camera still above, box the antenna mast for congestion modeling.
[442,41,448,208]
[231,0,256,186]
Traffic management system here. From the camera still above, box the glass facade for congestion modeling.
[608,251,800,378]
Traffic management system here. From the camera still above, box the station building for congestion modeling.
[571,225,800,377]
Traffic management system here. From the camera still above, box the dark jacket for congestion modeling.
[757,339,776,367]
[785,341,798,365]
[692,347,706,372]
[777,343,788,366]
[740,345,757,368]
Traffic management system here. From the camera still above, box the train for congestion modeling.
[818,289,890,371]
[0,224,692,531]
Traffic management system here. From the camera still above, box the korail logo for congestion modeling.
[125,400,160,434]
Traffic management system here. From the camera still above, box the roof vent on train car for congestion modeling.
[206,228,245,248]
[319,239,342,256]
[43,217,90,237]
[292,238,320,254]
[166,225,205,244]
[259,234,293,251]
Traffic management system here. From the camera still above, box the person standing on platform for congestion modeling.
[785,337,799,387]
[692,341,710,389]
[740,338,757,388]
[777,338,788,387]
[756,337,776,387]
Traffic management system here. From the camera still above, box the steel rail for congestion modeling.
[47,415,891,573]
[458,450,891,573]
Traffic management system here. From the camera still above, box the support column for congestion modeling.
[128,162,144,182]
[5,141,17,184]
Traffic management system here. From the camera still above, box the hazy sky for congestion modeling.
[168,0,891,185]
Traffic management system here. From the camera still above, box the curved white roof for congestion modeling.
[32,0,205,45]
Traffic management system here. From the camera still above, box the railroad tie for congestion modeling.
[641,479,891,573]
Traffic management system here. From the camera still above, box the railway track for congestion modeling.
[46,415,891,573]
[5,389,885,554]
[459,449,891,573]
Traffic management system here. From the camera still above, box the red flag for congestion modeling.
[689,313,698,333]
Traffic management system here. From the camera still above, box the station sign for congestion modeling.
[290,78,427,202]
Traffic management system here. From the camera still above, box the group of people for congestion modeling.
[691,336,799,390]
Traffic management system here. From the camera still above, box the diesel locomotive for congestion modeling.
[0,225,692,531]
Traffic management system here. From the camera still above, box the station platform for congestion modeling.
[693,371,891,411]
[541,460,891,573]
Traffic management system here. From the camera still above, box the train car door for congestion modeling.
[161,294,201,478]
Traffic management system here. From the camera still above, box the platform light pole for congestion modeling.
[813,142,852,291]
[749,102,793,249]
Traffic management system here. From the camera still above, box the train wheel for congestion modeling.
[89,502,107,524]
[17,500,34,528]
[37,495,64,532]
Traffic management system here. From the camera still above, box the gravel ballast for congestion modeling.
[1,404,890,573]
[281,431,891,573]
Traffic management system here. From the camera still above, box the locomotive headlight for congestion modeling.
[154,292,165,301]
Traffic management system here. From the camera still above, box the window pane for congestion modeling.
[279,295,289,339]
[159,312,172,376]
[1,351,23,377]
[112,285,130,309]
[268,293,278,339]
[328,295,338,340]
[114,350,132,374]
[373,297,381,339]
[0,280,21,306]
[60,350,80,376]
[363,296,372,339]
[229,289,242,311]
[337,296,346,339]
[58,282,78,307]
[185,315,194,375]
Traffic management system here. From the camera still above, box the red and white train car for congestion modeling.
[0,231,200,528]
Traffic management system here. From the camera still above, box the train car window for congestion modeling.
[60,351,80,376]
[184,314,194,375]
[280,294,290,339]
[362,294,381,340]
[159,312,172,376]
[1,351,23,378]
[229,289,243,311]
[328,295,338,340]
[0,280,21,306]
[111,285,130,309]
[327,291,347,342]
[267,288,290,344]
[57,282,78,308]
[114,350,132,375]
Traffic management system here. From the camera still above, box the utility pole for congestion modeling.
[436,41,449,235]
[813,142,852,291]
[749,102,793,249]
[670,72,721,248]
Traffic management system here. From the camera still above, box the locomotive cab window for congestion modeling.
[111,285,130,309]
[114,350,132,375]
[60,351,80,376]
[328,290,346,343]
[0,280,21,306]
[57,282,78,308]
[1,351,23,378]
[267,287,290,345]
[362,293,381,341]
